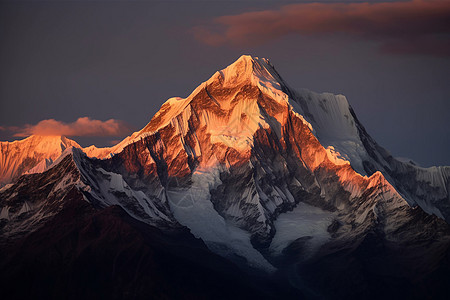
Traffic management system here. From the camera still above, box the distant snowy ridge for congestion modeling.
[0,131,155,186]
[0,135,81,187]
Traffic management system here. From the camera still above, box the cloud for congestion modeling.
[10,117,132,137]
[193,0,450,56]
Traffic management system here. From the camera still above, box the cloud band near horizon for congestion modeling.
[3,117,132,137]
[193,0,450,56]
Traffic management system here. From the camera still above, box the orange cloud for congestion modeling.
[11,117,132,137]
[193,0,450,56]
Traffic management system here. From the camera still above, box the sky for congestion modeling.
[0,0,449,167]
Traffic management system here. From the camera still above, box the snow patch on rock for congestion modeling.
[270,202,335,258]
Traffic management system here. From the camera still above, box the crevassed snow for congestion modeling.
[270,202,334,258]
[166,165,275,272]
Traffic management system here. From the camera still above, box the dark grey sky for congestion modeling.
[0,1,449,167]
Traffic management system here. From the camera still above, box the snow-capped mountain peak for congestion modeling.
[0,135,81,186]
[206,55,283,93]
[2,56,449,228]
[132,55,299,159]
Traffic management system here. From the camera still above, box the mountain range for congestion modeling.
[1,55,449,299]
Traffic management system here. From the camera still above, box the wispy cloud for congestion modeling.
[193,0,450,56]
[9,117,132,137]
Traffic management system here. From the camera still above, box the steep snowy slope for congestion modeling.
[287,86,450,221]
[0,135,81,187]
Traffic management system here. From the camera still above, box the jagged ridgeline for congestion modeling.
[1,56,450,299]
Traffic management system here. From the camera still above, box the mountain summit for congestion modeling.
[0,135,81,187]
[1,55,450,299]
